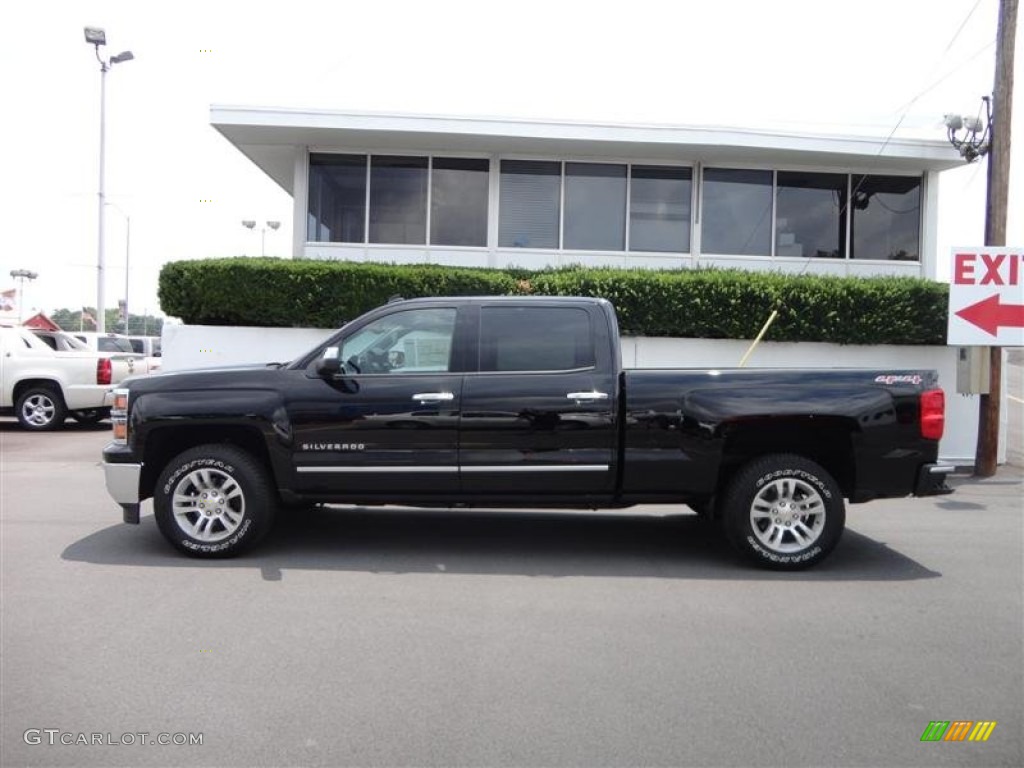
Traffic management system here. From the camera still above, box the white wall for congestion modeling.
[163,324,335,370]
[163,325,1002,466]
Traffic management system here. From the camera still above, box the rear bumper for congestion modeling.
[915,463,956,496]
[64,385,114,411]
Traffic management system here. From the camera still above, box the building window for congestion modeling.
[775,171,847,259]
[702,169,773,256]
[851,175,921,261]
[431,158,489,247]
[309,153,921,265]
[629,165,691,253]
[564,162,627,251]
[369,156,428,245]
[309,153,488,247]
[498,160,561,248]
[307,153,367,243]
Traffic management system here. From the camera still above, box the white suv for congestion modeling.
[32,329,147,380]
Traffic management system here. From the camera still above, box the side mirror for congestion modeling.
[315,357,341,377]
[315,346,342,377]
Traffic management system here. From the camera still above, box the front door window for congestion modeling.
[340,308,456,375]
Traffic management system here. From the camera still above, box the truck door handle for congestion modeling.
[566,391,609,403]
[412,392,455,403]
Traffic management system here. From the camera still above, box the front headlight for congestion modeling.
[111,388,130,444]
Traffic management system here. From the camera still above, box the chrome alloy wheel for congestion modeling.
[749,477,826,554]
[20,393,56,427]
[171,468,246,542]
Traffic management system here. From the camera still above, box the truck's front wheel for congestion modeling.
[154,445,275,557]
[722,454,844,570]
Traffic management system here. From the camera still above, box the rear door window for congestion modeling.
[479,307,594,372]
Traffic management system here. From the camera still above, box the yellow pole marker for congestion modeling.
[738,310,779,368]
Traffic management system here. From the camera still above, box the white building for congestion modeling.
[181,108,1003,465]
[211,106,962,279]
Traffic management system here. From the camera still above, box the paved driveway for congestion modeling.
[1,423,1021,767]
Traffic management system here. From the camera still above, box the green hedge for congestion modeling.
[524,267,948,345]
[158,258,949,345]
[158,259,518,329]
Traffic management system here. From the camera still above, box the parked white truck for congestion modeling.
[31,329,147,379]
[0,326,123,429]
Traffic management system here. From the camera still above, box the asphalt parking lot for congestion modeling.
[1,422,1022,768]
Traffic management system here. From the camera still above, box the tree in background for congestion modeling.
[50,308,164,336]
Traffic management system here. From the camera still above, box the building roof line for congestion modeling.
[209,104,955,154]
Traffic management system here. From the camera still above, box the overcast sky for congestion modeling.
[2,0,1020,319]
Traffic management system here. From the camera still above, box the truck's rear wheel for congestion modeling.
[16,386,67,431]
[154,444,275,557]
[722,454,844,570]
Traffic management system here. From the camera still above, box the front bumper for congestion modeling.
[915,463,956,496]
[103,460,143,523]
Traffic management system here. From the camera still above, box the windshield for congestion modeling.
[98,337,135,354]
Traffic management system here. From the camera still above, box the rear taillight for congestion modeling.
[97,357,112,385]
[111,388,130,444]
[920,389,945,440]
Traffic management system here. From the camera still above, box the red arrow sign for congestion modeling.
[955,294,1024,336]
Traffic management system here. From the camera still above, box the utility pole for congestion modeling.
[975,0,1016,477]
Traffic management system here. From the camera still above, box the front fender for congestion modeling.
[129,388,293,497]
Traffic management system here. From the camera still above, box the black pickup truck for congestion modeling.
[102,296,953,569]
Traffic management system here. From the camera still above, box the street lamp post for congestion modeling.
[242,220,281,256]
[106,203,131,332]
[85,26,133,334]
[9,269,38,324]
[942,97,992,162]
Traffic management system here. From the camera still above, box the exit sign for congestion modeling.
[947,248,1024,346]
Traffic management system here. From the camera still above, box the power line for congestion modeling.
[893,39,996,115]
[792,3,994,277]
[894,0,988,113]
[943,0,985,56]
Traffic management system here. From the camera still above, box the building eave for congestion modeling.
[210,105,966,195]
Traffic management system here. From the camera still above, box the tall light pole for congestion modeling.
[9,269,38,323]
[85,26,133,334]
[106,202,131,332]
[242,220,281,256]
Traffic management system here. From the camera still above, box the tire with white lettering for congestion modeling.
[154,444,275,558]
[722,454,844,570]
